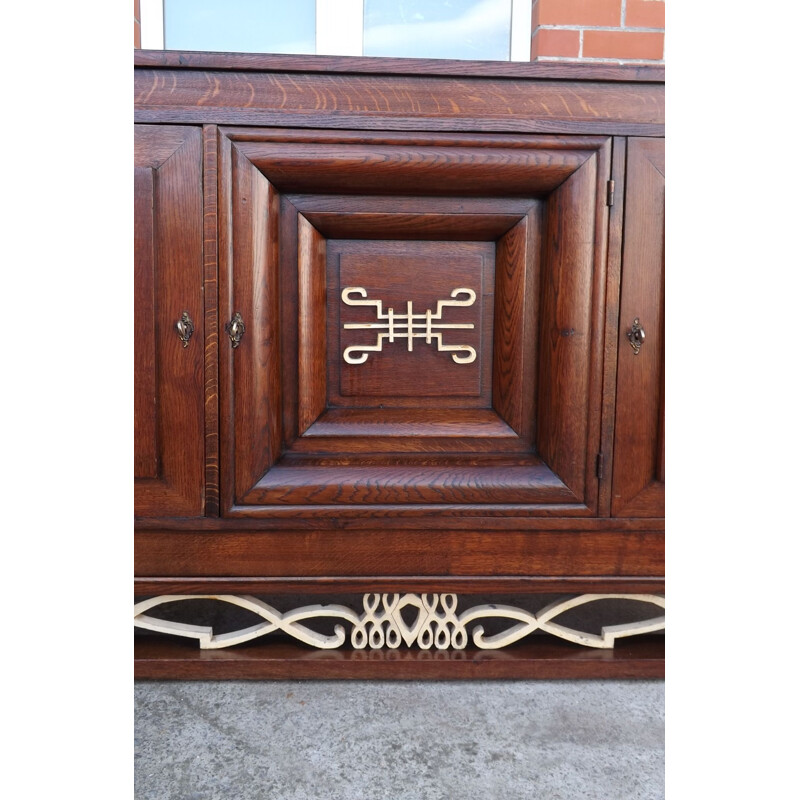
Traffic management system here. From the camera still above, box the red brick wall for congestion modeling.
[531,0,665,62]
[134,0,141,49]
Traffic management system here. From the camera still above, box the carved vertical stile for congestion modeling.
[217,130,236,514]
[598,137,628,516]
[134,166,158,479]
[203,125,220,515]
[583,138,613,512]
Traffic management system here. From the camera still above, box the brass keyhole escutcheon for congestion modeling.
[627,317,645,355]
[225,312,245,349]
[176,311,194,348]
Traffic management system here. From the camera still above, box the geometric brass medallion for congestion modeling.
[341,286,477,364]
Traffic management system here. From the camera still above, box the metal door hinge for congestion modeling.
[596,453,605,480]
[606,180,615,206]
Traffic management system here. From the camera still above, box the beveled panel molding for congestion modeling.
[220,128,610,512]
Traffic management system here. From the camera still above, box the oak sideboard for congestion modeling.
[134,51,665,679]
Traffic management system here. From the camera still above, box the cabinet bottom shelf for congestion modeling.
[134,634,664,680]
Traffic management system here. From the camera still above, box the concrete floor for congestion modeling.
[134,680,664,799]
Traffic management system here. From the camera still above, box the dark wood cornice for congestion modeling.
[134,49,665,83]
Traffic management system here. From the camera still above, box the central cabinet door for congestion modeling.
[219,128,611,516]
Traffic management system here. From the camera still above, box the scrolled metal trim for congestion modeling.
[627,317,645,354]
[225,311,245,349]
[175,311,194,348]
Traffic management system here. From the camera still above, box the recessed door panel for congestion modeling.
[134,125,204,517]
[611,138,665,517]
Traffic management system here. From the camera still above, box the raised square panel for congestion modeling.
[219,128,610,514]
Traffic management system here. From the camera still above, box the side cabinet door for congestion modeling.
[611,138,665,517]
[134,125,204,517]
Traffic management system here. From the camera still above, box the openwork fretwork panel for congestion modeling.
[134,593,665,651]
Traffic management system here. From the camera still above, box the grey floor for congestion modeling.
[134,680,664,800]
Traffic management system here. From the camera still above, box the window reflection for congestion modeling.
[364,0,512,60]
[164,0,316,54]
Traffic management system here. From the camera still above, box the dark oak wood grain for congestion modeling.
[221,127,611,514]
[535,148,608,505]
[249,463,574,505]
[227,145,282,502]
[299,408,518,439]
[134,166,158,479]
[582,139,614,513]
[134,575,665,595]
[217,130,236,515]
[227,128,615,151]
[493,212,540,442]
[297,215,327,434]
[327,239,492,406]
[134,57,665,679]
[598,137,628,516]
[136,515,665,531]
[203,125,220,516]
[303,211,523,241]
[612,138,665,517]
[289,193,541,216]
[134,67,664,136]
[134,50,665,83]
[135,635,664,680]
[134,528,663,577]
[234,140,592,196]
[134,125,205,517]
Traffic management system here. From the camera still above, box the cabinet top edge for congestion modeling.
[133,49,665,84]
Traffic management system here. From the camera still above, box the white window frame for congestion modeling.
[141,0,533,62]
[510,0,534,61]
[317,0,364,56]
[140,0,165,50]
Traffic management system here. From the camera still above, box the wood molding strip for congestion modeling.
[135,635,665,680]
[133,50,665,83]
[134,576,666,595]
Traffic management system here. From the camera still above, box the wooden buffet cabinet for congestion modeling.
[134,51,665,679]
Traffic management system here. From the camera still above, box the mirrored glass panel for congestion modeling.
[363,0,512,60]
[164,0,316,54]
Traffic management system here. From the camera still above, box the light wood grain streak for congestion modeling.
[203,125,220,515]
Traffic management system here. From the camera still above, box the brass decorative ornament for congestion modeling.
[341,287,477,364]
[175,311,194,348]
[627,317,646,354]
[225,311,245,349]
